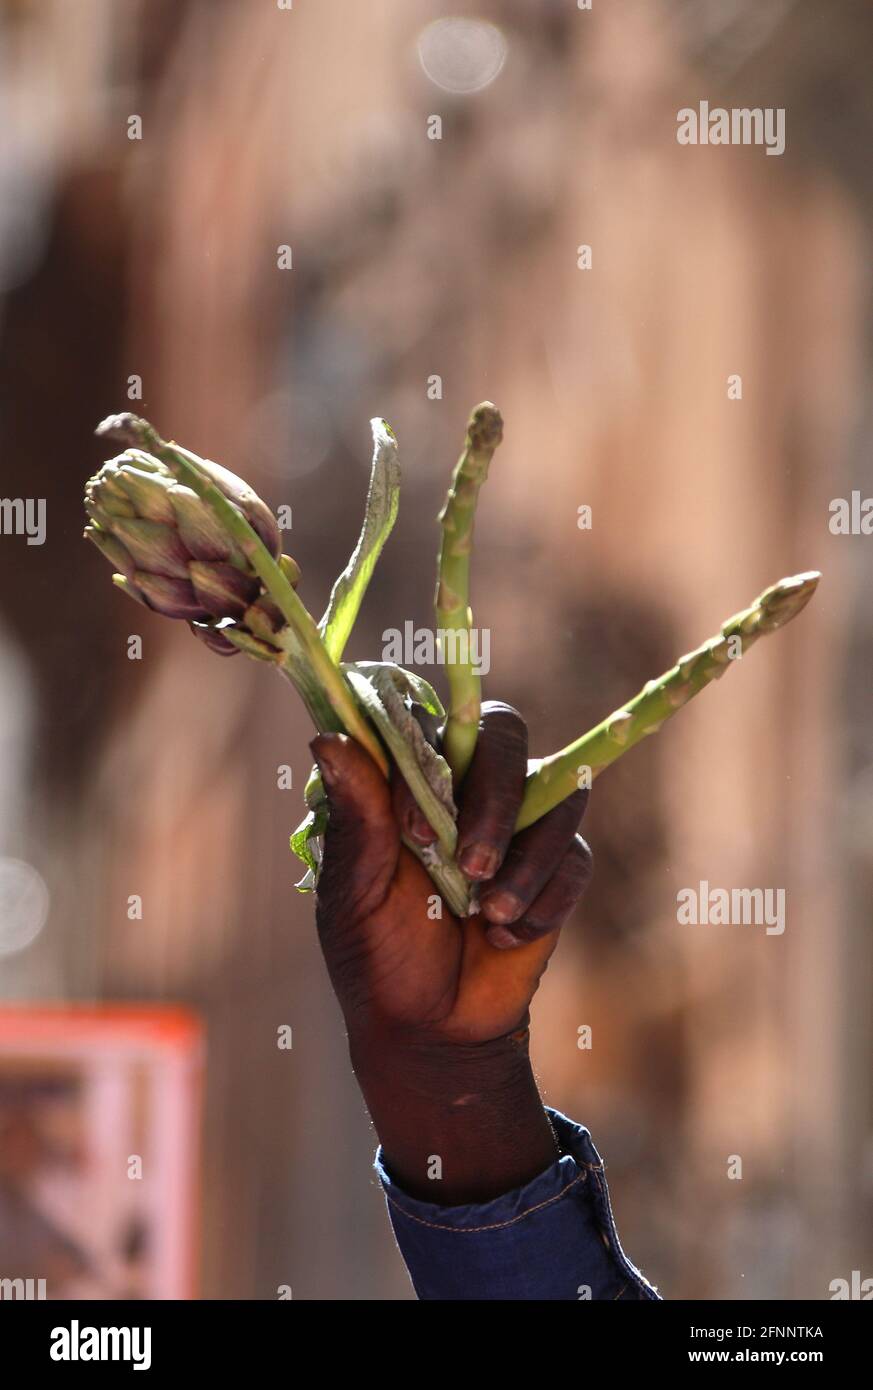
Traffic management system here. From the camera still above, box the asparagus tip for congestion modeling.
[755,570,821,631]
[370,417,397,446]
[467,402,503,453]
[95,412,157,450]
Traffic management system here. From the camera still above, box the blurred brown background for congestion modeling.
[0,0,871,1299]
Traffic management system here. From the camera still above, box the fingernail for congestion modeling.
[458,843,500,880]
[406,807,436,845]
[481,889,523,925]
[487,924,521,950]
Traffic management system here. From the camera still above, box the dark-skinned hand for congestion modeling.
[310,701,594,1204]
[311,701,592,1047]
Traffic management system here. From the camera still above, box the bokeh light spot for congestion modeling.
[0,858,50,957]
[417,19,508,95]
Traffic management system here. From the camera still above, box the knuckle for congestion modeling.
[479,702,528,746]
[458,705,529,849]
[480,699,523,722]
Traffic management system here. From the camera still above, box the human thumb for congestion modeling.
[310,733,399,919]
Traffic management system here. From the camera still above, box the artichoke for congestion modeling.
[85,443,298,656]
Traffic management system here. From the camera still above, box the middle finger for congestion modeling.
[479,788,589,926]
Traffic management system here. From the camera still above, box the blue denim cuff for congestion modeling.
[375,1107,661,1301]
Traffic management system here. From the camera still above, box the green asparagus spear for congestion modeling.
[435,402,503,783]
[516,571,821,831]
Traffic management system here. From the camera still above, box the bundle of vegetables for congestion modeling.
[84,405,820,916]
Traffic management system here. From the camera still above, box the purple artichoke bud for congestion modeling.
[189,622,241,657]
[84,445,286,628]
[188,561,259,619]
[83,525,137,583]
[189,454,281,558]
[133,572,212,621]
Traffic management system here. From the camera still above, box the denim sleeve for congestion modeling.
[375,1107,661,1301]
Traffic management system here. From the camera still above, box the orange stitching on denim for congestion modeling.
[384,1169,588,1234]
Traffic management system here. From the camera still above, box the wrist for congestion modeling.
[348,1023,559,1205]
[349,1017,531,1078]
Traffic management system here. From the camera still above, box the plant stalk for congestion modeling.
[435,402,503,783]
[516,572,821,831]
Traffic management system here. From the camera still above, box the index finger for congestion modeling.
[455,702,528,881]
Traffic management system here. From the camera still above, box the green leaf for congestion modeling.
[342,661,445,719]
[289,767,329,889]
[318,419,401,662]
